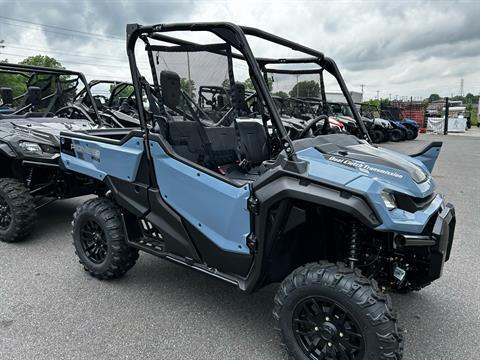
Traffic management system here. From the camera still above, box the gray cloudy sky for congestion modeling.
[0,0,479,100]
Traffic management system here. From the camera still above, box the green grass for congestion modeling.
[471,109,478,126]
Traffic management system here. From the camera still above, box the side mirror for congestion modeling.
[25,86,42,107]
[0,87,13,105]
[160,70,181,109]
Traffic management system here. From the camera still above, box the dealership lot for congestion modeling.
[1,133,479,360]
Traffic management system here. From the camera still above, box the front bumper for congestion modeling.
[428,202,455,280]
[398,202,455,283]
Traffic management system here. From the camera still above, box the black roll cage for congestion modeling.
[0,63,101,121]
[75,80,135,108]
[126,22,370,163]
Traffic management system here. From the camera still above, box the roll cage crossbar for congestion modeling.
[126,22,370,162]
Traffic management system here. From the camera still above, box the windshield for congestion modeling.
[0,67,81,115]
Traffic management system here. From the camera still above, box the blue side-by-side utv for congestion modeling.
[59,23,455,360]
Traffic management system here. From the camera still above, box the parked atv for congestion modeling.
[359,103,394,143]
[401,117,419,140]
[0,63,121,243]
[381,109,420,141]
[381,106,420,140]
[61,23,455,360]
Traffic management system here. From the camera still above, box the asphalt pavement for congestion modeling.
[1,132,479,359]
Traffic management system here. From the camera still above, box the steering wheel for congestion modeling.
[55,105,94,123]
[297,115,329,139]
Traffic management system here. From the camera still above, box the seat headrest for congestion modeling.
[230,82,248,113]
[217,94,225,108]
[25,86,42,106]
[0,87,13,105]
[160,70,181,109]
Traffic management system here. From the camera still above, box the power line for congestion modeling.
[0,51,148,70]
[0,20,124,43]
[0,15,124,40]
[3,43,150,65]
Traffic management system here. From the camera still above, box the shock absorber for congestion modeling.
[348,221,360,269]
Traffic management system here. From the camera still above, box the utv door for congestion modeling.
[147,137,253,276]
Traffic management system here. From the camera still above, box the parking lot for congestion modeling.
[1,132,479,360]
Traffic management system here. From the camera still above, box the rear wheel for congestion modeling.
[0,178,36,243]
[72,197,139,279]
[273,262,403,360]
[389,129,404,142]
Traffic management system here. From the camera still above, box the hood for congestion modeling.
[0,117,95,147]
[374,118,392,128]
[391,120,407,130]
[334,115,356,126]
[294,134,435,198]
[328,118,344,127]
[403,118,419,127]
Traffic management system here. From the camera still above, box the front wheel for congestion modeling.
[0,178,36,243]
[389,129,404,142]
[410,128,418,140]
[405,129,415,140]
[72,198,139,279]
[273,262,403,360]
[369,129,385,143]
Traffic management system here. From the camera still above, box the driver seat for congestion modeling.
[236,121,270,165]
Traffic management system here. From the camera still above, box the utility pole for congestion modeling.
[186,52,192,97]
[376,90,380,99]
[459,78,464,97]
[389,93,392,100]
[360,84,365,95]
[296,74,299,98]
[444,97,449,135]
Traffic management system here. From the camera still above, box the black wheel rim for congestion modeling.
[292,296,365,360]
[79,220,108,264]
[0,196,12,231]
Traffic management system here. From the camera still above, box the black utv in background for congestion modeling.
[0,63,108,243]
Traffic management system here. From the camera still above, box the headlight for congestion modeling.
[18,141,57,156]
[381,191,397,210]
[19,141,43,155]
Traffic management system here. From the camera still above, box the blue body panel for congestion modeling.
[403,118,419,127]
[62,137,144,182]
[60,130,443,241]
[410,147,441,173]
[150,142,251,254]
[297,146,441,234]
[0,106,14,114]
[391,120,407,131]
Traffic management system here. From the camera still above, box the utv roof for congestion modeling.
[129,23,326,67]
